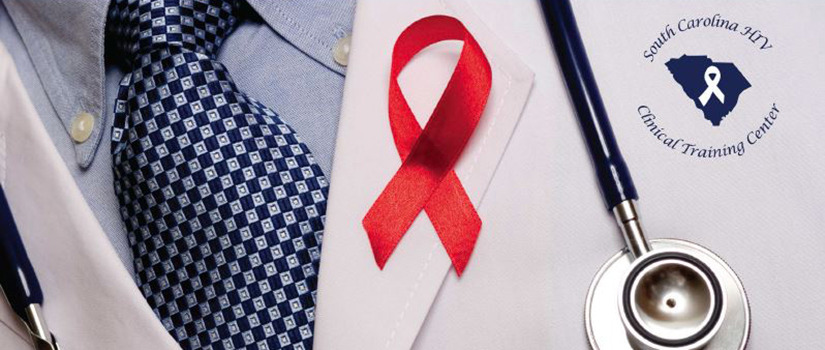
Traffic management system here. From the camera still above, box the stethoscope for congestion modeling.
[0,184,61,350]
[540,1,751,349]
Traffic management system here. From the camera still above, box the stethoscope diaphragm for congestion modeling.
[586,239,750,350]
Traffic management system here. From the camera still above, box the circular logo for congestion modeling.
[637,14,780,159]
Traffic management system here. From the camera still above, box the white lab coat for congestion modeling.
[313,1,825,349]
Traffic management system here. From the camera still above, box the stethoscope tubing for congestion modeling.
[540,0,638,211]
[541,4,751,349]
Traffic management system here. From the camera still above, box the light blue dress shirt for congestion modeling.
[0,0,354,275]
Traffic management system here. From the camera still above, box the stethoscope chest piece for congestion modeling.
[586,239,750,350]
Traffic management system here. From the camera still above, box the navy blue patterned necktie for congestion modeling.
[108,1,328,349]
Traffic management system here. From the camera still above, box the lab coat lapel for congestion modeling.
[0,42,178,350]
[312,0,533,349]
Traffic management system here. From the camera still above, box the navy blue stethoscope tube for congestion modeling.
[0,185,44,320]
[540,0,638,210]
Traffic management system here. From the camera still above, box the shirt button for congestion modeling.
[71,112,95,143]
[333,34,351,67]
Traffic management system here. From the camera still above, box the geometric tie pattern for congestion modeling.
[107,1,327,348]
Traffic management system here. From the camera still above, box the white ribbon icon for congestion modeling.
[698,65,725,106]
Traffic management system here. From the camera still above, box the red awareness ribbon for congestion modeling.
[362,15,492,276]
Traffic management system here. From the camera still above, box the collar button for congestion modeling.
[71,112,95,143]
[333,34,352,67]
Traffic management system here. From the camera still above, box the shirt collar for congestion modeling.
[3,0,109,168]
[245,0,355,76]
[247,0,355,74]
[4,0,354,169]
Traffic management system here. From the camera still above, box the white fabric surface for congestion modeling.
[315,1,825,349]
[0,42,177,350]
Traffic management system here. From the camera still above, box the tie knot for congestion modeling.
[109,0,240,62]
